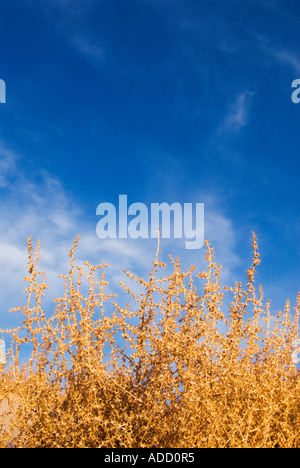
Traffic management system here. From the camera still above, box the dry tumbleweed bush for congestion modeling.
[0,233,300,448]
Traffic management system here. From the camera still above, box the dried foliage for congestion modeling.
[0,233,300,448]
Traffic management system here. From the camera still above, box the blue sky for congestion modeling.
[0,0,299,330]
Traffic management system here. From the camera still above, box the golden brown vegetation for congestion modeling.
[0,233,300,448]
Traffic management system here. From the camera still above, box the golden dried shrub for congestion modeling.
[0,233,299,448]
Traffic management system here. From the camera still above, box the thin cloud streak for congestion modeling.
[217,91,254,136]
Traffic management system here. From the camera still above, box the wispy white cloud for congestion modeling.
[28,0,105,68]
[269,48,300,75]
[217,91,254,136]
[204,90,254,167]
[0,144,19,188]
[0,145,159,327]
[0,142,243,329]
[256,35,300,75]
[69,35,105,67]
